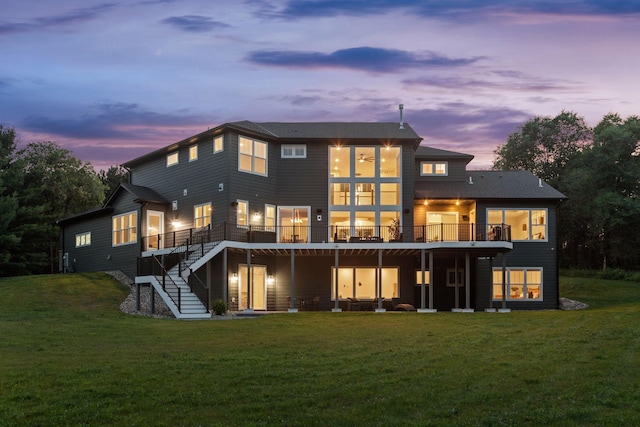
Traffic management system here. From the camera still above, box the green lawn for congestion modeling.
[1,273,638,426]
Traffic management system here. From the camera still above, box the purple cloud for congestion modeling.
[247,46,484,73]
[264,0,640,19]
[0,3,116,35]
[161,15,231,32]
[21,103,209,140]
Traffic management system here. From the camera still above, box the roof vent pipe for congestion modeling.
[399,104,404,129]
[469,176,473,184]
[538,178,543,188]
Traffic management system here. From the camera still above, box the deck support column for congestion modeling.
[376,249,385,312]
[453,256,460,311]
[499,253,510,313]
[485,256,497,312]
[135,282,141,311]
[332,247,342,312]
[289,248,298,313]
[150,284,155,314]
[222,247,228,306]
[245,249,252,312]
[418,249,436,313]
[463,252,473,312]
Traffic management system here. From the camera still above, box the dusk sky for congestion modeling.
[2,1,639,170]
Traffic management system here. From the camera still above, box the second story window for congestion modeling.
[189,144,198,162]
[282,144,306,158]
[237,200,248,227]
[421,161,448,176]
[167,152,179,167]
[239,136,267,176]
[214,136,224,153]
[194,203,211,228]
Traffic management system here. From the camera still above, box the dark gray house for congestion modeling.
[58,119,566,318]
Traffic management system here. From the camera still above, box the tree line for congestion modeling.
[1,112,639,276]
[493,111,640,270]
[0,125,128,276]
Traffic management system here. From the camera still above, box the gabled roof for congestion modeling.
[230,121,422,141]
[123,121,422,167]
[104,183,169,207]
[415,170,567,200]
[57,206,113,226]
[415,145,474,161]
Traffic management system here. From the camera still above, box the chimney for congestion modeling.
[399,104,404,129]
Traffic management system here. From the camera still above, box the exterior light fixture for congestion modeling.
[267,275,274,284]
[231,273,238,283]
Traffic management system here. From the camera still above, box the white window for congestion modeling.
[75,232,91,248]
[239,136,267,176]
[189,144,198,162]
[167,152,179,167]
[214,136,223,153]
[112,212,137,246]
[237,200,248,227]
[194,203,211,228]
[328,146,402,242]
[265,204,275,231]
[420,161,448,176]
[493,268,542,301]
[281,144,307,158]
[487,209,548,241]
[331,267,399,300]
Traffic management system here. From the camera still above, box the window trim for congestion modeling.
[112,211,138,247]
[420,161,448,176]
[75,232,91,248]
[194,202,212,229]
[167,151,179,167]
[492,267,543,301]
[238,136,268,176]
[281,144,307,158]
[189,144,198,162]
[213,136,224,154]
[487,208,548,242]
[236,200,249,228]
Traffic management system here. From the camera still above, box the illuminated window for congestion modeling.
[214,136,223,153]
[75,232,91,248]
[265,204,276,231]
[189,144,198,162]
[493,268,542,300]
[239,136,267,176]
[420,161,448,176]
[237,200,248,227]
[167,152,179,167]
[331,267,399,300]
[112,212,137,246]
[487,209,547,241]
[194,203,211,228]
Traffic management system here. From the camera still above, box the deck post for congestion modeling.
[376,249,385,312]
[332,247,342,312]
[222,247,228,306]
[245,249,252,312]
[499,253,510,312]
[453,255,460,310]
[463,252,473,312]
[289,248,297,313]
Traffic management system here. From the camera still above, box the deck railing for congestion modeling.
[141,222,511,249]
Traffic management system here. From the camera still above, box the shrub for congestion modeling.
[211,299,227,315]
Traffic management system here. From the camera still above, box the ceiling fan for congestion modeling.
[358,153,374,163]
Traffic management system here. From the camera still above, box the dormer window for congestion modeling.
[421,161,448,176]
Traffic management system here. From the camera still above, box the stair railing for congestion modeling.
[150,254,181,313]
